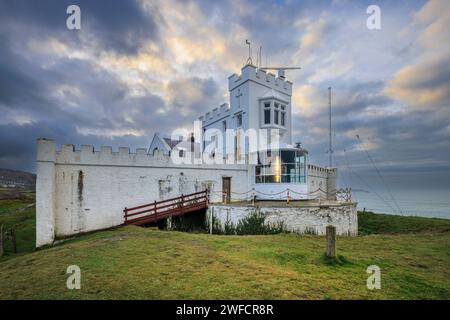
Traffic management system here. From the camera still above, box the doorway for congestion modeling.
[222,177,231,204]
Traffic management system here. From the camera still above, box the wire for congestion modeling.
[343,148,398,213]
[355,135,403,215]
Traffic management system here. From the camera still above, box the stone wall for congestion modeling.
[208,202,358,236]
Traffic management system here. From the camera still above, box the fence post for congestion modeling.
[11,228,17,253]
[326,225,336,258]
[209,207,213,235]
[124,207,128,224]
[180,194,184,214]
[0,224,3,257]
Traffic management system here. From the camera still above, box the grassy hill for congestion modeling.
[0,168,35,190]
[0,194,449,299]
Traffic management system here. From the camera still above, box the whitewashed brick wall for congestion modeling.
[36,138,250,247]
[208,203,358,236]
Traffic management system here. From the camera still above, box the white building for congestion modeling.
[151,64,334,200]
[36,63,348,247]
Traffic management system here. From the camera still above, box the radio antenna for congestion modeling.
[245,40,252,65]
[328,87,333,168]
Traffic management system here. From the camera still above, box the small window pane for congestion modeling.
[281,150,295,163]
[237,114,242,127]
[264,102,270,109]
[274,110,279,124]
[281,112,285,126]
[264,109,271,124]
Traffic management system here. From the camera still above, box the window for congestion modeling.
[262,101,288,127]
[255,149,306,184]
[281,105,286,127]
[222,120,227,131]
[236,113,242,127]
[264,102,271,124]
[264,109,271,124]
[179,149,185,157]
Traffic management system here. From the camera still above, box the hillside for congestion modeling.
[0,194,449,299]
[0,168,36,185]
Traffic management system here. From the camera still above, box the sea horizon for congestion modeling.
[352,188,450,219]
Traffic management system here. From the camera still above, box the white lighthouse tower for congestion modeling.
[199,63,309,199]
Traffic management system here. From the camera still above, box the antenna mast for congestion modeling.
[259,46,262,68]
[328,87,333,168]
[245,40,252,65]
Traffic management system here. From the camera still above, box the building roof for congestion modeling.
[259,89,289,103]
[163,138,182,149]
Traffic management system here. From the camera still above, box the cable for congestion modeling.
[356,134,403,215]
[343,148,398,213]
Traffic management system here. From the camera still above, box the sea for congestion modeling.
[352,189,450,219]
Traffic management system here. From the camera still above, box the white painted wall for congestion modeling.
[200,64,293,156]
[209,203,358,236]
[36,138,56,247]
[307,165,337,199]
[36,139,250,246]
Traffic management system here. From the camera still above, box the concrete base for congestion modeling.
[208,200,358,236]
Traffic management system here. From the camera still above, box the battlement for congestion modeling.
[36,138,246,170]
[228,64,292,95]
[308,164,337,178]
[198,103,231,125]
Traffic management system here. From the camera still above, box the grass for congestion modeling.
[358,211,450,235]
[0,191,36,256]
[0,194,449,299]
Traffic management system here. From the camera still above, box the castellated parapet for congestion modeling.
[228,64,293,94]
[198,103,231,126]
[44,140,245,170]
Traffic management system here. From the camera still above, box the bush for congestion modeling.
[235,209,286,235]
[207,209,287,235]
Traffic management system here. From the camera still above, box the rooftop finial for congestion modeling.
[245,39,252,65]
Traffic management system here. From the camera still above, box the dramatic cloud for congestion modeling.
[0,0,449,194]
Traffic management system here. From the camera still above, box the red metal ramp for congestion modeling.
[123,190,208,226]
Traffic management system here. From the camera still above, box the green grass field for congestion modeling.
[0,194,449,299]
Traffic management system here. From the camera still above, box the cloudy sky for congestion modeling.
[0,0,449,192]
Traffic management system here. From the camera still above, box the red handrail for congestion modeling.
[123,189,208,226]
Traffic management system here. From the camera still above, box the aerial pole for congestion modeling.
[328,87,333,168]
[245,40,252,65]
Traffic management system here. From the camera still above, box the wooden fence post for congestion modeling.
[11,228,17,254]
[0,224,4,257]
[180,194,184,214]
[326,225,336,258]
[209,207,213,235]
